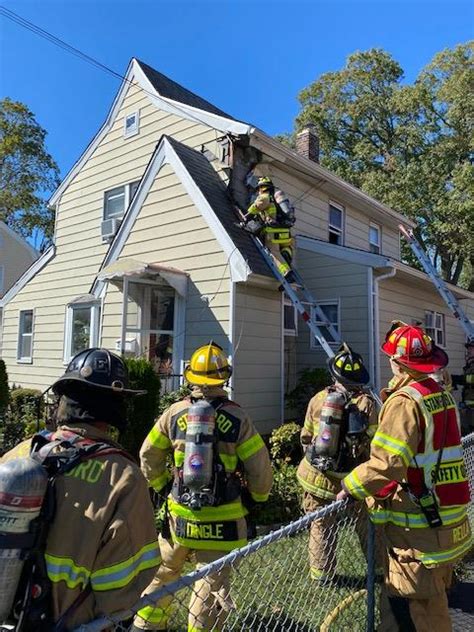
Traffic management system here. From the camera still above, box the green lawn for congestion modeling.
[165,523,370,631]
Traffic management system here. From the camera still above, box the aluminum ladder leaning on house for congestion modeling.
[399,224,474,344]
[250,235,383,406]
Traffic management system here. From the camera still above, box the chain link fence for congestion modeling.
[75,432,474,632]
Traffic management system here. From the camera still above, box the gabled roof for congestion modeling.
[136,60,237,120]
[0,245,55,308]
[92,135,271,297]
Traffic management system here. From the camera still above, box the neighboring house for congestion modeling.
[0,59,472,433]
[0,221,38,299]
[0,222,38,353]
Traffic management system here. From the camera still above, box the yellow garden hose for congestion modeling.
[319,589,367,632]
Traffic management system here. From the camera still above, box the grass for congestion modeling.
[165,521,370,631]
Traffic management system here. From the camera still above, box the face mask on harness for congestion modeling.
[306,387,369,472]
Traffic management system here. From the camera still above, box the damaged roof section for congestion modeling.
[165,136,272,278]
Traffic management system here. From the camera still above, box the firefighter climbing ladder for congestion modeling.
[399,224,474,344]
[250,235,341,358]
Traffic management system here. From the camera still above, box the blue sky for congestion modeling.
[1,0,472,178]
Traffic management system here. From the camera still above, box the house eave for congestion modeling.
[0,245,56,308]
[249,128,416,230]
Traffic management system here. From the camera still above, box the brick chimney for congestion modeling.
[295,124,319,163]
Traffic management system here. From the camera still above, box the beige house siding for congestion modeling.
[100,164,231,361]
[378,276,474,389]
[233,283,282,434]
[0,225,37,298]
[257,164,401,260]
[293,249,371,394]
[0,81,225,390]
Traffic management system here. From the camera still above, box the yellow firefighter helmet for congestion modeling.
[184,341,232,386]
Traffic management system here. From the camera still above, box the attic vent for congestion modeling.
[124,111,139,138]
[101,218,122,243]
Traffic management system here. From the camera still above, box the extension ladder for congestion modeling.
[251,235,341,358]
[399,225,474,344]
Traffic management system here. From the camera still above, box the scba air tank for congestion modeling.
[0,456,48,621]
[182,400,216,508]
[312,390,346,462]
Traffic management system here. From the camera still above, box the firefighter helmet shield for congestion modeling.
[184,342,232,386]
[327,343,370,385]
[52,348,145,396]
[381,320,448,373]
[257,176,274,190]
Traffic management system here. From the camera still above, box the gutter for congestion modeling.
[372,266,397,391]
[228,279,236,397]
[248,128,416,229]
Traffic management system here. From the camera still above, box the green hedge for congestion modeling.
[286,367,331,422]
[121,357,161,458]
[0,360,9,416]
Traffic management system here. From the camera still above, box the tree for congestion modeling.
[0,98,60,251]
[285,44,473,287]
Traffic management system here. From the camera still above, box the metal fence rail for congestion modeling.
[76,432,474,632]
[75,499,374,632]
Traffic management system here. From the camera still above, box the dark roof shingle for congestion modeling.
[137,59,238,121]
[165,136,271,278]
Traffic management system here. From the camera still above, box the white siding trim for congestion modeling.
[92,136,250,297]
[0,246,56,308]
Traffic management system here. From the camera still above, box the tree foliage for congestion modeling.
[0,98,60,251]
[285,44,473,287]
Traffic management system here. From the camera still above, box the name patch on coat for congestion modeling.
[175,517,238,542]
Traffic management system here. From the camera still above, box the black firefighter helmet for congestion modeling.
[52,348,145,398]
[327,343,370,386]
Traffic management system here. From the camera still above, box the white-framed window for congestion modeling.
[283,296,298,336]
[0,265,4,295]
[103,181,140,220]
[310,300,340,349]
[64,302,101,362]
[124,111,139,138]
[425,310,446,348]
[17,309,34,362]
[328,201,344,245]
[369,223,382,254]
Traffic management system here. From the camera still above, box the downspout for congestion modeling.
[228,279,236,398]
[280,293,285,425]
[373,266,396,392]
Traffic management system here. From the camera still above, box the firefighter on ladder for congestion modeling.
[132,341,272,632]
[0,349,160,630]
[337,321,472,631]
[452,340,474,434]
[243,176,296,284]
[297,344,378,582]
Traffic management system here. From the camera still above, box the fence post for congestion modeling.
[366,515,376,632]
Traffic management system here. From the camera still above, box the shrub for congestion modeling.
[0,360,9,416]
[286,367,331,422]
[269,422,302,466]
[120,357,161,458]
[0,387,43,453]
[10,388,43,418]
[252,463,302,526]
[157,383,191,416]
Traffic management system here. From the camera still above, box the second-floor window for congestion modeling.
[425,310,446,347]
[369,223,382,254]
[284,296,298,336]
[329,202,344,245]
[64,301,101,362]
[104,181,140,221]
[124,111,139,138]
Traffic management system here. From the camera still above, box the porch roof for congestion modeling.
[97,258,189,296]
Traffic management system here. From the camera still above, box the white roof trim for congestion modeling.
[132,61,251,135]
[0,245,56,307]
[50,59,250,209]
[297,235,391,268]
[0,221,39,260]
[92,136,250,297]
[391,260,474,300]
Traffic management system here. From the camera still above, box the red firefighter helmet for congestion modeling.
[381,321,448,373]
